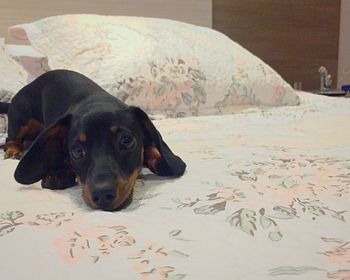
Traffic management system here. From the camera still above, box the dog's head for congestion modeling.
[14,106,186,211]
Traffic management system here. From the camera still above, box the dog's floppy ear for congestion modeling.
[14,114,71,184]
[129,106,186,177]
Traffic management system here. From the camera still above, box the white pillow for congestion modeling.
[9,15,300,117]
[0,38,28,136]
[4,44,49,82]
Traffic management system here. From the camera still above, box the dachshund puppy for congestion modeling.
[2,70,186,211]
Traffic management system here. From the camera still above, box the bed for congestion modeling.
[0,12,349,280]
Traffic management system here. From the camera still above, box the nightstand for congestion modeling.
[310,90,350,98]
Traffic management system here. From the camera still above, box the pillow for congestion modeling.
[9,15,300,117]
[4,44,49,82]
[0,38,28,136]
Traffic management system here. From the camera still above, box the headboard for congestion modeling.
[213,0,340,91]
[0,0,212,43]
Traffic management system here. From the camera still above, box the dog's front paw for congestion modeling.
[41,169,77,190]
[3,141,23,160]
[4,147,23,160]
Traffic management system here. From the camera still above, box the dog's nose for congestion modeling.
[91,185,116,210]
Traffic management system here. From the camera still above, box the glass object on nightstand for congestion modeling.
[312,66,346,96]
[293,82,302,90]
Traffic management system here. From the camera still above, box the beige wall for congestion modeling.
[338,0,350,88]
[0,0,212,43]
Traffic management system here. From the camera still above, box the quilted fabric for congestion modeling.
[9,15,300,117]
[0,92,349,280]
[4,44,49,82]
[0,39,27,136]
[0,39,27,102]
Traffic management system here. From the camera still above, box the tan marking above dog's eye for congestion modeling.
[110,126,119,133]
[79,134,87,142]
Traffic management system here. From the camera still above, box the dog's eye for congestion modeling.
[119,134,136,150]
[70,145,85,160]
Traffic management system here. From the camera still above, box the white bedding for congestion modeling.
[0,92,349,280]
[9,15,299,118]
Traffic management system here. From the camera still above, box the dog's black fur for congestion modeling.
[1,70,186,211]
[0,102,9,114]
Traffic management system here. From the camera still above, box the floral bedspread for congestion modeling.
[0,92,349,280]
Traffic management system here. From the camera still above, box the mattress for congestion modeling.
[0,92,349,280]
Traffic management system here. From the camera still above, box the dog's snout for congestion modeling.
[91,185,116,210]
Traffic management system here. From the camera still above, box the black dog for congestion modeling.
[1,70,186,211]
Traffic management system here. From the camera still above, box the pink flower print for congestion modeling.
[54,224,135,263]
[26,212,77,228]
[129,243,187,280]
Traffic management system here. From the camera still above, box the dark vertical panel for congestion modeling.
[213,0,340,91]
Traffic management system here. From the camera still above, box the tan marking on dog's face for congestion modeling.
[79,149,143,210]
[111,168,141,210]
[79,134,87,142]
[82,184,98,209]
[144,147,161,172]
[78,176,97,209]
[110,126,118,134]
[80,167,141,211]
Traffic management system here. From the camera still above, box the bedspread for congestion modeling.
[0,92,349,280]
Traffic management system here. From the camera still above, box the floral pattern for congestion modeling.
[9,14,299,117]
[268,237,350,279]
[0,210,188,279]
[114,57,207,118]
[129,242,188,280]
[54,223,136,263]
[171,165,348,242]
[319,237,350,267]
[0,92,350,279]
[0,210,24,236]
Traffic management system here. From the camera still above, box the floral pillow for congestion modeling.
[9,15,300,117]
[0,38,28,136]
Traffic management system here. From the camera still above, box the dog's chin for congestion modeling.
[110,190,134,211]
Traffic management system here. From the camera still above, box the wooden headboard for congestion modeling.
[0,0,212,43]
[213,0,341,91]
